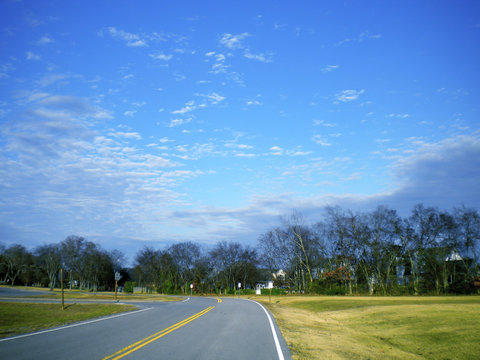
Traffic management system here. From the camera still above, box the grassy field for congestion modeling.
[3,286,181,302]
[0,302,136,338]
[257,295,480,360]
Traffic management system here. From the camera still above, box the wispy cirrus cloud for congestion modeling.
[26,51,40,60]
[312,134,332,146]
[0,93,204,245]
[194,92,225,105]
[149,53,173,61]
[269,146,283,155]
[36,36,54,45]
[336,30,381,47]
[313,119,336,127]
[219,32,250,49]
[334,89,365,103]
[169,118,192,127]
[244,51,272,63]
[171,100,196,115]
[108,131,142,140]
[101,27,147,47]
[386,113,410,119]
[321,65,339,73]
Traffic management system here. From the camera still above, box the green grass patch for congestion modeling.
[0,302,136,338]
[6,287,182,302]
[258,295,480,360]
[288,295,480,312]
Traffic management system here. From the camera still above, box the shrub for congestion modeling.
[322,287,346,296]
[123,281,135,293]
[261,288,287,295]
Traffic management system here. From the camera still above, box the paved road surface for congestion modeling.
[0,287,50,297]
[0,296,291,359]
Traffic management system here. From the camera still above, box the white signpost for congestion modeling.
[268,281,273,302]
[114,272,121,301]
[190,283,193,296]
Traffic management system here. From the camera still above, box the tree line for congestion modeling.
[1,204,479,295]
[260,204,480,295]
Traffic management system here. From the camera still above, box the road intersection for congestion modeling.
[0,292,291,359]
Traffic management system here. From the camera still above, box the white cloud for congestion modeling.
[269,146,283,155]
[387,113,410,119]
[312,135,332,146]
[31,94,111,120]
[219,32,250,49]
[37,36,54,45]
[171,101,196,114]
[288,150,312,156]
[225,143,253,150]
[194,92,225,105]
[36,73,74,87]
[336,30,382,46]
[210,62,229,74]
[313,119,336,127]
[124,110,136,117]
[169,118,192,127]
[244,51,272,63]
[173,72,186,81]
[235,153,257,158]
[246,99,261,106]
[103,27,147,47]
[150,53,173,61]
[335,89,365,103]
[26,51,40,60]
[108,131,142,140]
[321,65,339,73]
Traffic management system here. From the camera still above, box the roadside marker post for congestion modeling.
[268,281,273,303]
[190,283,193,296]
[60,268,65,310]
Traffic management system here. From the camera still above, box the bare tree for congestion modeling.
[35,244,61,290]
[2,244,31,285]
[169,242,201,294]
[455,206,480,277]
[60,235,86,289]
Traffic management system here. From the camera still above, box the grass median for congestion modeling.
[0,302,137,338]
[257,295,480,360]
[3,286,182,302]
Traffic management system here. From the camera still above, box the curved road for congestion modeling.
[0,296,291,359]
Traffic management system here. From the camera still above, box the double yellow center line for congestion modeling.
[102,306,215,360]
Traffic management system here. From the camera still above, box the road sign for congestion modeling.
[268,281,273,289]
[115,272,121,281]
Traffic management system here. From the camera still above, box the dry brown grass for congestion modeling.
[256,295,480,360]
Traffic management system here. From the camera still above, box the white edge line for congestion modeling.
[246,299,285,360]
[182,297,190,302]
[0,306,152,342]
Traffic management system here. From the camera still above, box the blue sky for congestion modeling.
[1,1,479,261]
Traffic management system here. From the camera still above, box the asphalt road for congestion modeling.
[0,296,291,360]
[0,287,51,297]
